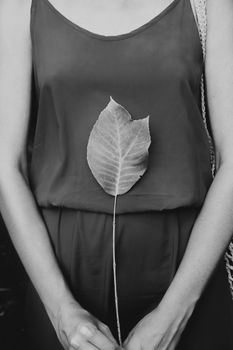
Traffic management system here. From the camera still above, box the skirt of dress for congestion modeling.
[23,206,233,350]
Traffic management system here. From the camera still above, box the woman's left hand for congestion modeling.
[123,302,194,350]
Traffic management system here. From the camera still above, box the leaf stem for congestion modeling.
[113,194,122,347]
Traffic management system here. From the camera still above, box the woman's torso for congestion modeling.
[28,0,213,214]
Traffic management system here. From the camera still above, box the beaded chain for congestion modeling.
[194,0,233,298]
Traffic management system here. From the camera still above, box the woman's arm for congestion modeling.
[0,2,118,349]
[124,0,233,349]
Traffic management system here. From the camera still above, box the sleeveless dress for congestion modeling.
[24,0,233,349]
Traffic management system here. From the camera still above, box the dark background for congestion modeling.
[0,74,37,350]
[0,215,28,350]
[0,67,40,350]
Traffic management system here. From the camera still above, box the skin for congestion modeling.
[42,0,178,36]
[0,0,233,349]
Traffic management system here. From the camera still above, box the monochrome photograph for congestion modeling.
[0,1,233,349]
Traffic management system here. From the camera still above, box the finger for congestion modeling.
[123,339,139,350]
[122,335,131,348]
[76,323,117,349]
[70,344,99,350]
[124,343,139,350]
[122,328,134,345]
[98,322,119,345]
[69,335,82,350]
[83,344,99,350]
[123,338,140,350]
[88,328,118,349]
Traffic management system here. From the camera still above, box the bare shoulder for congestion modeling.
[207,0,233,26]
[207,0,233,11]
[206,0,233,52]
[0,0,32,38]
[0,0,34,171]
[0,0,32,15]
[0,0,33,64]
[204,0,233,168]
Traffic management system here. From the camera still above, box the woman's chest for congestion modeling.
[43,0,185,36]
[33,0,202,91]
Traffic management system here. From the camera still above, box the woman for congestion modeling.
[0,0,233,349]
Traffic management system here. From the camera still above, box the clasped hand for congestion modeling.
[51,299,192,350]
[49,299,120,350]
[122,306,187,350]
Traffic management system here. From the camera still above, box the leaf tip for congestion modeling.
[109,95,118,108]
[109,95,117,104]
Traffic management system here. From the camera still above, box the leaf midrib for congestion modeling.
[110,111,144,195]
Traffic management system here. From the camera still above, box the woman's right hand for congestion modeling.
[49,299,120,350]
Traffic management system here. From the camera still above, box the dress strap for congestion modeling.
[30,0,40,94]
[30,0,38,20]
[30,0,38,40]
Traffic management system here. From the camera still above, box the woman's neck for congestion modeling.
[84,0,147,11]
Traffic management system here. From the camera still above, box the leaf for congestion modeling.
[86,96,151,346]
[87,96,151,196]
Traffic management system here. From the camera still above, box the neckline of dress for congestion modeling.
[40,0,183,41]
